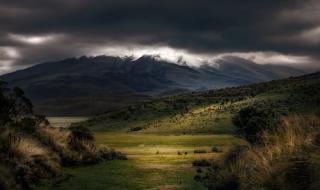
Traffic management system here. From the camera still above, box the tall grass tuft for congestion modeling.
[205,115,320,190]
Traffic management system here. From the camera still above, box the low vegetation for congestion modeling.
[193,72,320,189]
[198,115,320,190]
[0,82,125,190]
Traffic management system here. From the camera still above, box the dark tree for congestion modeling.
[0,82,33,127]
[233,102,288,144]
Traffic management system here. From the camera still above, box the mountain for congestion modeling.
[0,55,306,116]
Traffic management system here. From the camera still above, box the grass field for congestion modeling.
[36,90,289,189]
[36,78,302,190]
[36,92,257,190]
[35,131,242,190]
[47,117,88,128]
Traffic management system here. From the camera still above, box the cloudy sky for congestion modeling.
[0,0,320,74]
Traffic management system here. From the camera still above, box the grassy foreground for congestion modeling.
[35,132,242,190]
[35,72,320,189]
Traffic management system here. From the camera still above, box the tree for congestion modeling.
[233,102,288,144]
[0,82,33,127]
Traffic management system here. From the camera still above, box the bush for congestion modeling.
[223,145,249,165]
[233,102,288,144]
[99,148,127,161]
[68,126,94,152]
[192,159,211,167]
[18,118,37,134]
[211,146,223,153]
[0,84,33,126]
[194,149,207,154]
[35,115,49,126]
[129,127,143,132]
[69,126,93,141]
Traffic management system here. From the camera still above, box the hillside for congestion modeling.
[0,83,126,190]
[0,55,305,116]
[77,72,320,134]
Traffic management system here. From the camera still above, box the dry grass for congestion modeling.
[259,115,320,162]
[15,137,49,158]
[0,125,125,190]
[38,127,70,148]
[206,114,320,189]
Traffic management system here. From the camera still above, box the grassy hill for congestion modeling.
[77,72,320,134]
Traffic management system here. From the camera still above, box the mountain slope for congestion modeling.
[76,72,320,134]
[0,55,305,116]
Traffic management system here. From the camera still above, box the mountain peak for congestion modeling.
[0,55,306,115]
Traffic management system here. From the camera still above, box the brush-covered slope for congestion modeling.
[0,55,305,116]
[0,84,125,190]
[76,72,320,134]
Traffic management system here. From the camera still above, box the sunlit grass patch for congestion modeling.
[94,132,241,147]
[35,132,242,190]
[47,117,88,128]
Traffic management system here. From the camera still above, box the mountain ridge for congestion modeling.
[0,55,307,116]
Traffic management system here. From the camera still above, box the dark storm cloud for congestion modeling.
[0,0,320,73]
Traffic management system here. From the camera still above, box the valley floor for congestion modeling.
[34,131,241,190]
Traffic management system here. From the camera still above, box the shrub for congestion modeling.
[223,145,249,165]
[69,126,93,141]
[35,115,49,126]
[192,159,211,167]
[129,127,143,132]
[211,146,223,153]
[97,146,127,161]
[0,84,33,126]
[194,149,207,154]
[18,118,37,134]
[233,102,288,144]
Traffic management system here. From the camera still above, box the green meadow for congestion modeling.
[39,100,243,190]
[36,129,242,190]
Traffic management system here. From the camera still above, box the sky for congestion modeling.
[0,0,320,74]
